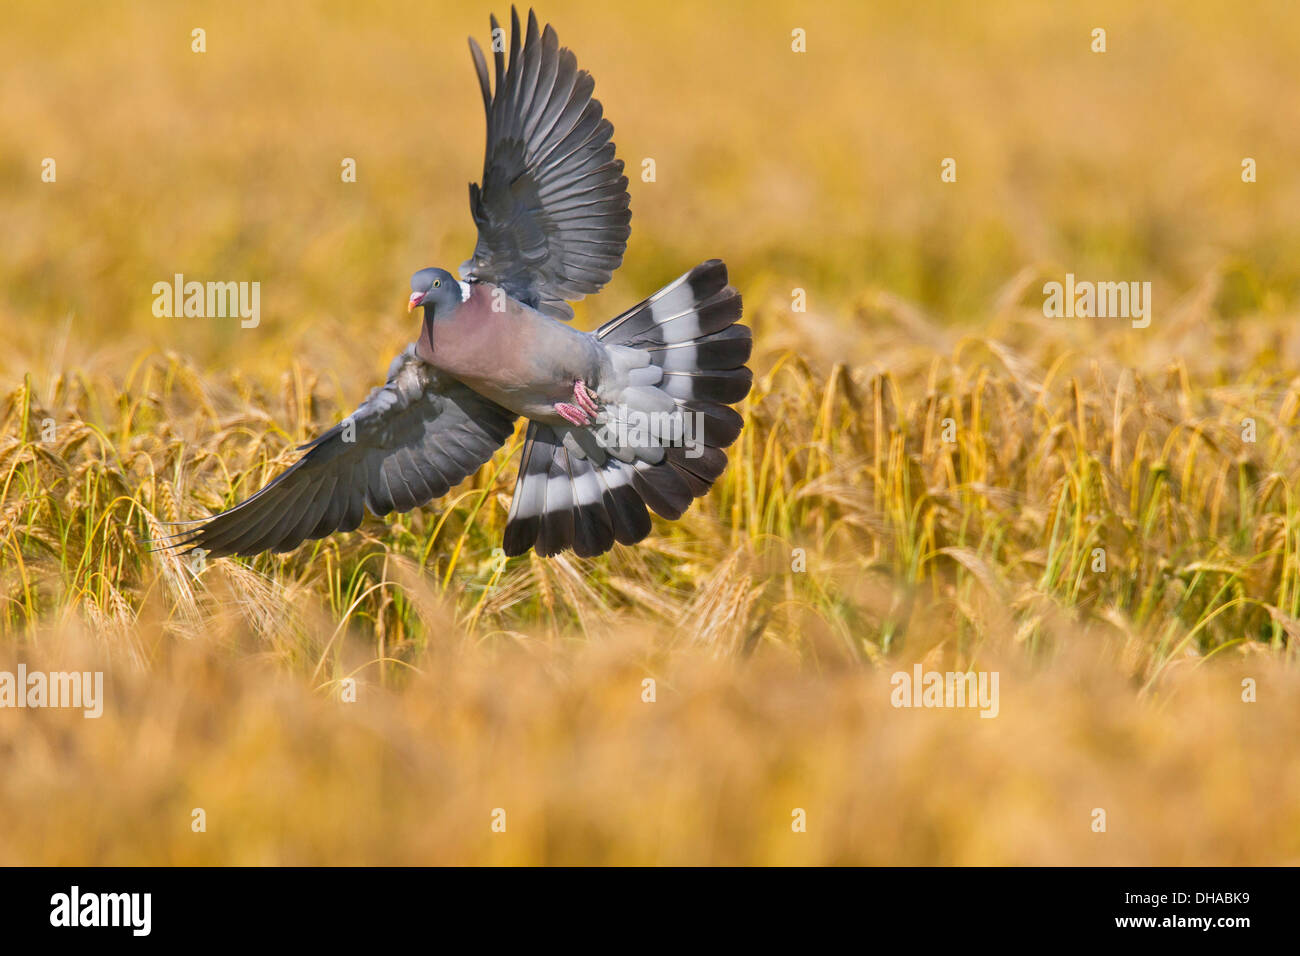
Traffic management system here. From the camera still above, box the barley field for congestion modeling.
[2,0,1300,865]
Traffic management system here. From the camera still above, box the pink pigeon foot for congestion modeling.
[573,379,600,417]
[555,402,590,426]
[555,380,601,426]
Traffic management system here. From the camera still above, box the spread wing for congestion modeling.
[461,6,631,320]
[161,347,517,558]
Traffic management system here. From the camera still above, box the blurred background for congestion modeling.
[2,0,1299,864]
[4,0,1299,376]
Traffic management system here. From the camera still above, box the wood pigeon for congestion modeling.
[161,7,751,560]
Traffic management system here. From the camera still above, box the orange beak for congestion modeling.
[408,292,424,312]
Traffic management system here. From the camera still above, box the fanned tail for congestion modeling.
[503,260,750,557]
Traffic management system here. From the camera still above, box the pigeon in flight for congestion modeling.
[163,7,751,560]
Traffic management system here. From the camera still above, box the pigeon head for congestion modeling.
[408,267,465,317]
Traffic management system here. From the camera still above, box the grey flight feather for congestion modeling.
[461,6,631,320]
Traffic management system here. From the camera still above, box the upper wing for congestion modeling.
[461,7,631,320]
[164,347,517,558]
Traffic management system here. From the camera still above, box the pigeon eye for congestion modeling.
[433,279,441,288]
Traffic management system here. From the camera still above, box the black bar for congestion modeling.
[0,866,1283,942]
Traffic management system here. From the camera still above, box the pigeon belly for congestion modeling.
[420,283,604,422]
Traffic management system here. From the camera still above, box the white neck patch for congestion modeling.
[458,280,471,302]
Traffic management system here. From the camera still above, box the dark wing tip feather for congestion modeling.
[468,36,492,115]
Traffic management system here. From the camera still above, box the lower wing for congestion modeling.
[157,346,517,559]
